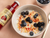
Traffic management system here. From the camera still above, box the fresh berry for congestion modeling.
[21,11,25,15]
[21,22,26,27]
[33,15,37,18]
[23,22,26,26]
[43,0,45,1]
[43,1,47,4]
[37,22,42,27]
[41,22,45,26]
[38,27,43,31]
[21,11,29,16]
[29,20,32,23]
[23,15,26,17]
[34,23,37,27]
[21,20,25,23]
[35,13,38,16]
[25,11,29,15]
[21,24,23,27]
[26,17,30,22]
[47,1,49,3]
[38,0,49,4]
[40,0,43,4]
[30,31,34,36]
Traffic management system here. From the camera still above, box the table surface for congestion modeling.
[0,0,50,38]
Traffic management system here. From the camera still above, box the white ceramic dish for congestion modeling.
[12,5,48,37]
[36,0,50,7]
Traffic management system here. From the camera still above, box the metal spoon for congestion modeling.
[42,13,50,38]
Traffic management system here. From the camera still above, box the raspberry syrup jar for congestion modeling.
[0,1,19,29]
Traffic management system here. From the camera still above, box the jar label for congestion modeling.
[0,8,12,26]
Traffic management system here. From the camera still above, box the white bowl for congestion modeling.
[12,5,48,37]
[36,0,50,7]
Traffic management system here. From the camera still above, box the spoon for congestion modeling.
[42,13,50,38]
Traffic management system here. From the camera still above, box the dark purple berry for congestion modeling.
[21,21,26,27]
[34,23,37,27]
[41,22,45,26]
[40,0,43,4]
[29,20,32,23]
[33,15,37,18]
[37,22,42,27]
[38,27,43,31]
[35,13,38,16]
[26,17,30,22]
[25,11,29,15]
[21,20,25,23]
[21,22,26,27]
[30,31,34,36]
[21,11,25,15]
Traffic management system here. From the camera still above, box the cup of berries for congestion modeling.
[36,0,50,7]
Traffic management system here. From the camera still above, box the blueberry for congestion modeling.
[21,24,24,27]
[38,27,43,31]
[37,22,42,27]
[29,20,32,23]
[34,23,37,27]
[25,11,29,15]
[41,22,45,26]
[23,22,26,26]
[35,13,38,16]
[21,11,25,15]
[21,22,26,27]
[33,15,37,18]
[47,1,49,3]
[23,15,26,18]
[26,17,30,22]
[21,20,25,23]
[33,13,38,18]
[43,1,47,4]
[43,0,46,1]
[40,0,43,4]
[30,31,34,36]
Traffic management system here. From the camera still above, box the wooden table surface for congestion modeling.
[0,0,50,38]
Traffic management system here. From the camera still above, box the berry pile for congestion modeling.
[33,13,38,18]
[21,20,26,27]
[18,10,45,36]
[34,22,45,31]
[26,17,32,23]
[37,0,49,4]
[21,11,29,18]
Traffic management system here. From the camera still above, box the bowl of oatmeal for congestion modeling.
[12,5,48,37]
